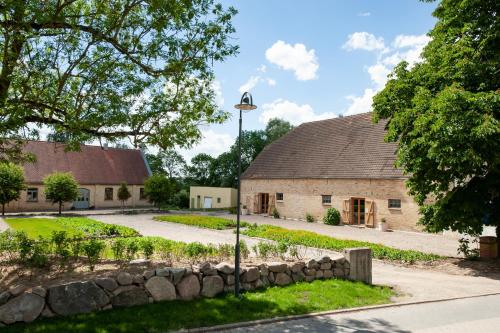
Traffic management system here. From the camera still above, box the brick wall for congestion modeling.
[241,178,421,231]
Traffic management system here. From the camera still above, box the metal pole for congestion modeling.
[235,108,242,298]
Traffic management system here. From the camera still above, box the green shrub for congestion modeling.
[70,237,82,260]
[185,242,207,262]
[16,231,33,261]
[81,239,105,271]
[255,242,276,259]
[239,240,249,259]
[125,239,139,261]
[228,207,237,214]
[51,231,70,263]
[111,238,126,260]
[323,208,341,225]
[272,208,280,219]
[306,213,314,223]
[30,240,50,268]
[217,243,234,260]
[276,240,289,259]
[140,238,155,259]
[0,230,18,261]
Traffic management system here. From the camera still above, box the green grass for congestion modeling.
[4,217,140,239]
[3,279,393,333]
[242,224,443,263]
[154,215,250,230]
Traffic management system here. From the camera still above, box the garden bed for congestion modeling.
[153,215,250,230]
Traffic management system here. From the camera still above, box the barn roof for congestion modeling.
[21,141,151,185]
[242,112,405,180]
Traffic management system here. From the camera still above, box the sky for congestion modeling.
[179,0,438,162]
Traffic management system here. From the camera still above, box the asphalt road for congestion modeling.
[226,294,500,333]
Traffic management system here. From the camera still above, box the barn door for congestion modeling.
[342,199,351,224]
[253,194,260,213]
[365,200,374,227]
[268,195,275,215]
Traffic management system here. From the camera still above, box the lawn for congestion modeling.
[4,279,393,333]
[242,224,443,263]
[154,214,250,230]
[4,217,139,239]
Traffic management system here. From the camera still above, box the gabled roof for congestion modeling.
[242,112,404,180]
[21,141,151,185]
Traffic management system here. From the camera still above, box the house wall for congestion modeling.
[4,184,151,212]
[189,186,237,209]
[241,178,421,231]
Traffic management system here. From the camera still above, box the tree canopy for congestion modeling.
[372,0,499,235]
[0,162,25,215]
[143,173,175,209]
[0,0,238,160]
[43,172,79,215]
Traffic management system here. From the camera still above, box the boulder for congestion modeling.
[317,256,331,264]
[143,270,155,280]
[176,275,200,300]
[274,273,292,286]
[261,276,270,287]
[9,285,26,297]
[305,276,315,282]
[267,262,287,273]
[268,272,275,283]
[129,258,150,265]
[255,279,265,289]
[242,267,260,282]
[30,286,46,298]
[215,262,235,274]
[333,268,345,278]
[112,285,136,296]
[145,276,176,302]
[306,259,319,269]
[156,268,170,277]
[116,272,133,286]
[320,263,332,270]
[323,270,333,278]
[290,262,305,273]
[48,281,109,316]
[112,287,149,308]
[201,276,224,298]
[0,293,44,324]
[168,268,186,284]
[95,277,118,292]
[315,270,324,279]
[304,268,316,276]
[133,274,144,284]
[292,271,305,282]
[0,292,11,306]
[41,306,55,318]
[258,264,269,277]
[225,274,235,285]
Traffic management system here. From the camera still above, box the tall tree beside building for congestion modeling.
[0,0,238,162]
[117,182,132,213]
[146,150,187,179]
[0,163,25,216]
[43,172,79,215]
[372,0,499,244]
[264,118,294,144]
[143,174,175,209]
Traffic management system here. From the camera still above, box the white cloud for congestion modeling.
[212,80,224,107]
[358,12,371,17]
[266,78,276,86]
[393,34,430,48]
[238,76,261,94]
[367,63,391,88]
[259,99,336,126]
[342,32,385,51]
[265,40,319,81]
[344,89,376,116]
[257,64,267,73]
[180,129,233,162]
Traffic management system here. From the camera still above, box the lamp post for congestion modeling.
[233,92,257,298]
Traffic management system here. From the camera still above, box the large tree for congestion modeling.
[372,0,499,240]
[44,172,79,215]
[146,149,186,179]
[0,0,238,160]
[0,162,25,215]
[264,118,294,144]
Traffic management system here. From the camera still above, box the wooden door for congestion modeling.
[268,195,275,215]
[365,200,374,227]
[253,194,259,213]
[342,199,350,224]
[260,193,269,214]
[351,198,365,225]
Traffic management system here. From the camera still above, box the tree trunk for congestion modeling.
[59,201,62,216]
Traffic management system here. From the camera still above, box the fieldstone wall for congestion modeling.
[0,248,371,326]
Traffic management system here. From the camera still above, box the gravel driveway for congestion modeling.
[92,214,500,302]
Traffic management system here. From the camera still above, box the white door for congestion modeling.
[203,197,212,208]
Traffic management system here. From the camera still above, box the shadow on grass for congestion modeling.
[4,293,312,333]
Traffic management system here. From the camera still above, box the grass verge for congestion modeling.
[4,217,139,239]
[3,279,393,333]
[242,224,443,263]
[154,215,250,230]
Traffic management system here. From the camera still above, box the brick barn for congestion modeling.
[5,141,152,212]
[241,112,421,231]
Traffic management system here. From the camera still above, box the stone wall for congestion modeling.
[241,178,421,231]
[0,248,371,326]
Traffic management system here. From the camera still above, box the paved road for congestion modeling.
[225,294,500,332]
[92,214,500,302]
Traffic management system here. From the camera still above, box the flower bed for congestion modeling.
[154,215,250,230]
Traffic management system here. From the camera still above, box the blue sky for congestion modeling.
[180,0,438,161]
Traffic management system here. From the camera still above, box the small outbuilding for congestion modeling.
[189,186,237,209]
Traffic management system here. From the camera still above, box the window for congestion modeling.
[388,199,401,209]
[217,197,221,203]
[322,195,332,205]
[276,193,284,201]
[104,188,113,200]
[27,188,38,202]
[139,188,146,200]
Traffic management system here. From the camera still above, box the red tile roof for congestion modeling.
[21,141,151,185]
[242,112,405,180]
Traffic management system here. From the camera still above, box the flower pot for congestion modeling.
[241,208,248,215]
[377,222,389,232]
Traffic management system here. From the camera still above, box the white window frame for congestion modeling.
[388,199,401,209]
[322,195,332,205]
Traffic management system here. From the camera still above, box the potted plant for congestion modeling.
[241,205,248,215]
[378,217,389,232]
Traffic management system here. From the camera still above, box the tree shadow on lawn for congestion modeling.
[4,293,316,333]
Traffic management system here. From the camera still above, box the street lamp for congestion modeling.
[234,92,257,298]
